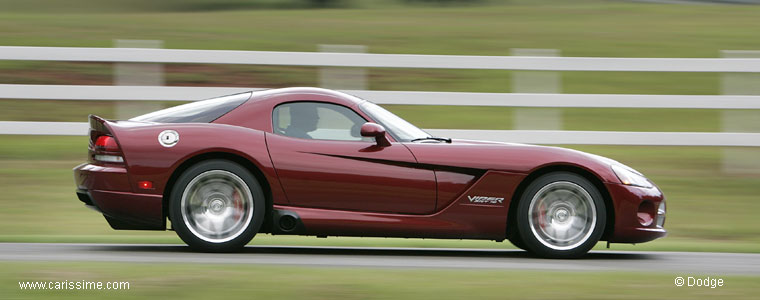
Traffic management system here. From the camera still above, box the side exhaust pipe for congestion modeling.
[271,209,304,234]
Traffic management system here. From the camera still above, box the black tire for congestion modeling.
[508,234,529,251]
[169,159,265,252]
[515,172,606,258]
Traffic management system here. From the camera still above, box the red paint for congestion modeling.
[605,182,667,243]
[434,170,477,211]
[275,171,523,240]
[89,190,163,229]
[359,122,391,147]
[265,133,436,214]
[73,87,666,244]
[74,163,131,192]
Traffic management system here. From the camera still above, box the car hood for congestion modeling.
[403,139,621,183]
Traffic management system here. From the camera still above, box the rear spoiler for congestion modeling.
[87,115,128,165]
[88,115,115,144]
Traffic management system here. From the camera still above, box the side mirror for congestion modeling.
[360,122,391,147]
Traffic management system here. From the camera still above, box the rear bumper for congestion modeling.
[605,182,667,243]
[74,163,164,230]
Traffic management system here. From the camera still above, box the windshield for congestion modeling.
[359,101,429,142]
[130,92,252,123]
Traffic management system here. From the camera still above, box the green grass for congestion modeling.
[0,0,759,95]
[388,105,733,132]
[1,1,759,132]
[0,0,410,13]
[0,1,745,58]
[2,262,759,299]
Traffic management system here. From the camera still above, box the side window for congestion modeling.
[273,102,370,141]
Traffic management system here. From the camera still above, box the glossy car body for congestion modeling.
[74,87,666,255]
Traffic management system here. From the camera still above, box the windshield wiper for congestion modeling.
[410,136,452,143]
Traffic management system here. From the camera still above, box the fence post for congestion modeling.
[318,44,368,90]
[720,50,760,175]
[114,39,165,119]
[511,48,562,130]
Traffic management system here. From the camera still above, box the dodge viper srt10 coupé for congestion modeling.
[73,87,666,258]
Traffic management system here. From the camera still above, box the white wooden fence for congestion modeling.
[1,46,759,146]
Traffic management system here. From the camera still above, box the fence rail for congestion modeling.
[3,84,760,109]
[2,46,760,72]
[1,46,759,146]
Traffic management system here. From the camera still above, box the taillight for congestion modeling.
[95,136,119,152]
[92,135,124,164]
[93,154,124,163]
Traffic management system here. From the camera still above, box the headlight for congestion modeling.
[656,201,666,228]
[611,164,653,188]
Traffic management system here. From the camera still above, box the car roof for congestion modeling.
[213,87,370,132]
[249,87,366,107]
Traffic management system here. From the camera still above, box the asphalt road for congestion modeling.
[1,243,758,275]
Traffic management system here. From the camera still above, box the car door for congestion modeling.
[266,101,437,214]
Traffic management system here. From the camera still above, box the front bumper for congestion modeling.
[605,182,667,243]
[74,163,164,230]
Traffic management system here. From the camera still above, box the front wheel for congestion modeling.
[169,159,265,252]
[515,172,606,258]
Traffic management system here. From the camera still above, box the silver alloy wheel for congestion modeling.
[180,170,254,243]
[527,181,597,251]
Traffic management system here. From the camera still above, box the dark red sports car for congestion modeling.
[73,87,666,258]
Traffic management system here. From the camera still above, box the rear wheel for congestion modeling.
[516,172,606,258]
[169,160,265,252]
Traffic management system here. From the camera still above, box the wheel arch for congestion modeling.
[163,151,273,231]
[506,164,616,242]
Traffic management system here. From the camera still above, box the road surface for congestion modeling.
[1,243,758,275]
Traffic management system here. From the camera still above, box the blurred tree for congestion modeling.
[306,0,346,7]
[404,0,485,5]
